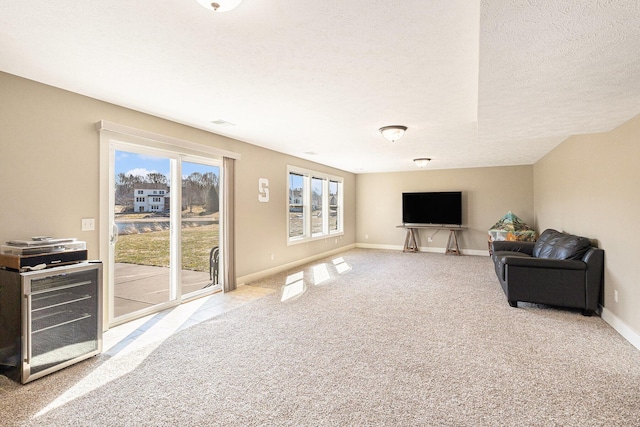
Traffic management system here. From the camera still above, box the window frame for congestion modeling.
[287,165,344,245]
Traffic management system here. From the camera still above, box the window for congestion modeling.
[311,177,323,235]
[329,180,340,232]
[288,173,304,239]
[287,166,343,243]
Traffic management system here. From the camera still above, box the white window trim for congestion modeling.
[96,120,240,160]
[287,165,344,245]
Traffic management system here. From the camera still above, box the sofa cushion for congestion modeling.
[533,229,559,257]
[533,229,591,260]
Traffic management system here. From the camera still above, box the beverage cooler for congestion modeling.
[0,262,102,383]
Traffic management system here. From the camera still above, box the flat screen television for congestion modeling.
[402,191,462,226]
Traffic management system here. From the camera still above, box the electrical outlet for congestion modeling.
[428,237,433,242]
[365,234,368,240]
[614,290,619,303]
[270,253,275,261]
[81,218,95,231]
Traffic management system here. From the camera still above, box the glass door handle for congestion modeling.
[110,223,119,246]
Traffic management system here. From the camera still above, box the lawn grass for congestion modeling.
[115,223,219,271]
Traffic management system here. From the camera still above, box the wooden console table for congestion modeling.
[397,225,466,255]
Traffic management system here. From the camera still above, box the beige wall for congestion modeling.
[233,140,356,281]
[355,166,534,253]
[534,114,640,338]
[0,72,355,283]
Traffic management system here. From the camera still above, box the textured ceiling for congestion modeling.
[1,0,639,173]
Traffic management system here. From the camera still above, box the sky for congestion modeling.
[115,151,219,182]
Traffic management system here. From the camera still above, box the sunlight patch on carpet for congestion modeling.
[33,297,210,418]
[312,263,331,285]
[286,271,303,284]
[332,257,351,274]
[282,272,306,302]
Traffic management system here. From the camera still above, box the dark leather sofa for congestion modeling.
[491,229,604,315]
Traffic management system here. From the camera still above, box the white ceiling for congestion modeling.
[1,0,639,173]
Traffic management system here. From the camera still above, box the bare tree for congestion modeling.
[146,172,167,184]
[184,172,203,213]
[205,184,220,213]
[202,171,220,212]
[115,173,144,212]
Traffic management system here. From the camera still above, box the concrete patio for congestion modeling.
[114,263,216,318]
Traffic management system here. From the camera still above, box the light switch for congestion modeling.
[82,218,95,231]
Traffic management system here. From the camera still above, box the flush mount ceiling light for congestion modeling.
[413,158,431,168]
[195,0,242,12]
[379,125,407,142]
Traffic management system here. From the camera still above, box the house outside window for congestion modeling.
[287,166,343,244]
[133,186,168,213]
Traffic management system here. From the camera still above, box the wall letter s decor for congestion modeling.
[258,178,269,202]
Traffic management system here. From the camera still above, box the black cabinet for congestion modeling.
[0,262,102,383]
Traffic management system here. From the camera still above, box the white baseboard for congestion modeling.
[356,243,489,257]
[601,307,640,351]
[356,243,404,251]
[460,248,491,257]
[236,243,357,286]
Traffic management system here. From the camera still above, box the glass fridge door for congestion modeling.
[22,263,102,383]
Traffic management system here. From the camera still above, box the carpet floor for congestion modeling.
[1,248,639,426]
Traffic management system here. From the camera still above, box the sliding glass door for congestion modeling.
[112,150,173,319]
[109,146,222,325]
[180,161,221,300]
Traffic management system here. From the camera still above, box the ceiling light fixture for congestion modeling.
[379,125,407,142]
[195,0,242,12]
[413,158,431,168]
